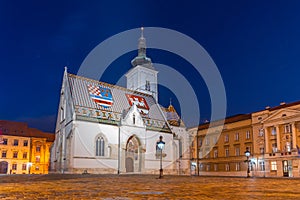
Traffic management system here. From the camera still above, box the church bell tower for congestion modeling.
[126,27,158,102]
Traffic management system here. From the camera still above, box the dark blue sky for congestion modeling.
[1,1,300,132]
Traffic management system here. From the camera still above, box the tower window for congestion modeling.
[145,80,150,91]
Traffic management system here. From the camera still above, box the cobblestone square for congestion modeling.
[0,174,300,199]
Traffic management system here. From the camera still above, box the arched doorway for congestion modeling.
[125,136,141,173]
[0,161,8,174]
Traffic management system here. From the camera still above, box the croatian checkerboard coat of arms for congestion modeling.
[87,85,113,108]
[126,94,149,115]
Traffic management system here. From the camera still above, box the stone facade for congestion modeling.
[190,101,300,177]
[0,120,54,174]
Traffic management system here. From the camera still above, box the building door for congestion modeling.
[126,157,134,172]
[282,160,291,177]
[125,136,141,173]
[0,161,8,174]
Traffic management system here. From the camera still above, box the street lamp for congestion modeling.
[157,136,165,179]
[245,148,250,178]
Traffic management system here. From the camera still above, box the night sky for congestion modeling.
[1,1,300,132]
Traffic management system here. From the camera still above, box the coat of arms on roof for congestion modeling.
[126,94,149,115]
[87,85,113,108]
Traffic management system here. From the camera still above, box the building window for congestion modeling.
[259,161,265,171]
[205,137,210,145]
[225,148,229,157]
[199,164,204,171]
[225,163,230,171]
[36,146,41,152]
[2,151,7,158]
[214,149,218,158]
[246,131,250,139]
[286,142,291,152]
[272,143,277,153]
[224,134,229,143]
[145,80,150,91]
[284,124,292,133]
[199,138,203,147]
[13,151,18,158]
[235,147,240,156]
[260,148,264,154]
[214,164,218,171]
[206,164,210,171]
[235,133,239,141]
[23,152,27,159]
[22,164,27,171]
[2,138,7,145]
[236,163,240,171]
[246,146,251,153]
[13,139,19,146]
[133,113,136,125]
[271,161,277,171]
[35,166,39,171]
[271,127,277,135]
[213,136,218,144]
[259,129,264,137]
[35,156,40,163]
[96,136,105,156]
[23,140,28,147]
[12,164,17,170]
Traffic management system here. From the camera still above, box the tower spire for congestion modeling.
[138,27,146,56]
[131,27,153,68]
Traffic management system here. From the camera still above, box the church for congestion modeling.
[50,29,190,175]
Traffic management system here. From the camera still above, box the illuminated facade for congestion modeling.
[51,30,190,175]
[252,102,300,177]
[190,114,253,176]
[190,101,300,177]
[0,121,54,174]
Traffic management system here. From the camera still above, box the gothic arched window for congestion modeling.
[96,136,105,156]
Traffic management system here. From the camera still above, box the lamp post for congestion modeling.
[157,136,165,179]
[245,148,250,178]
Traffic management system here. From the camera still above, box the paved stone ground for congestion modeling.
[0,174,300,199]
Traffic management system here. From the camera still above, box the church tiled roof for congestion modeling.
[67,73,172,132]
[161,105,184,127]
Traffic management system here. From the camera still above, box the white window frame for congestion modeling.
[235,133,239,141]
[271,161,277,171]
[214,149,218,158]
[225,148,229,157]
[236,163,240,171]
[235,147,240,156]
[246,130,250,139]
[271,127,277,135]
[225,163,230,171]
[224,134,229,143]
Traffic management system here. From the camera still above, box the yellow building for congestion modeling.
[252,101,300,177]
[190,114,253,176]
[0,121,54,174]
[190,100,300,177]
